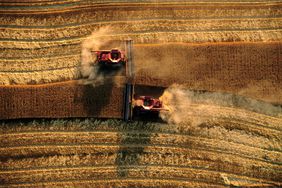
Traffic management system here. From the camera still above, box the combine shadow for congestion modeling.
[79,64,124,118]
[115,121,153,178]
[132,108,165,123]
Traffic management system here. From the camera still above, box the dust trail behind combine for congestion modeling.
[80,26,125,86]
[159,84,282,124]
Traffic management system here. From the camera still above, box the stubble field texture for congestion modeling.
[0,0,281,187]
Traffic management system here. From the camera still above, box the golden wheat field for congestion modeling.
[1,115,281,187]
[0,0,281,187]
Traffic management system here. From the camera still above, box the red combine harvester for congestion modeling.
[92,48,127,67]
[133,96,168,115]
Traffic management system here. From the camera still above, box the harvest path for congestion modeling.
[0,115,281,187]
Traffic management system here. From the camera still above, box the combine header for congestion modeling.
[123,40,134,121]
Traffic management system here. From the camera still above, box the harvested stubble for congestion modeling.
[134,42,282,104]
[1,42,281,104]
[0,80,125,119]
[0,118,281,187]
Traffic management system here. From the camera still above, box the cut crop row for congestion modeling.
[1,150,281,182]
[1,18,280,40]
[3,178,226,188]
[1,126,280,151]
[2,165,279,187]
[0,54,80,72]
[1,29,281,49]
[0,3,280,26]
[1,131,281,164]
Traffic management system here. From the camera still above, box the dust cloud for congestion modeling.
[80,26,124,86]
[81,27,110,77]
[159,84,282,124]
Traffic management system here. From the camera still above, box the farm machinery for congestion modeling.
[92,48,127,67]
[91,41,133,77]
[91,40,167,121]
[133,95,168,114]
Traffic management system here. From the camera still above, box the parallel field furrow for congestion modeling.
[1,144,281,166]
[1,129,280,152]
[0,178,226,188]
[0,18,281,40]
[0,68,80,85]
[0,54,80,72]
[0,131,280,156]
[1,165,279,186]
[1,30,281,49]
[1,148,280,182]
[1,2,281,16]
[0,5,280,26]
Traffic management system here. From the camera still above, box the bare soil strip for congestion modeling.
[0,80,125,119]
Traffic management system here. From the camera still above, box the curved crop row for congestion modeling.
[1,141,280,166]
[2,178,226,188]
[1,127,280,151]
[1,146,281,183]
[2,165,280,187]
[1,132,281,164]
[1,151,280,182]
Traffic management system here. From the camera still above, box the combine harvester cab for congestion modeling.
[93,49,127,67]
[134,96,164,112]
[132,95,169,119]
[91,45,129,77]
